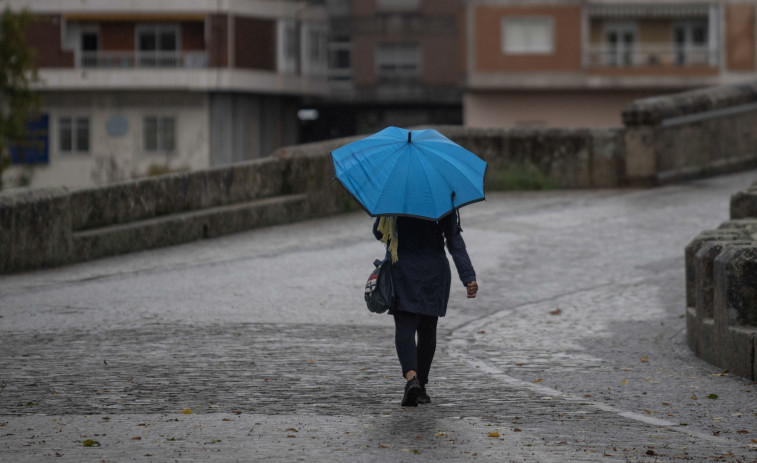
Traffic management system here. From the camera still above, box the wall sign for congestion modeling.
[107,115,129,137]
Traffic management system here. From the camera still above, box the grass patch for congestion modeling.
[486,160,557,191]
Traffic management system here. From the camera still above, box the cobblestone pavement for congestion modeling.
[1,170,757,462]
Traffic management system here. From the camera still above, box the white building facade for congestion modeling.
[3,0,329,189]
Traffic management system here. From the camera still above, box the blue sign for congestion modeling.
[9,114,49,165]
[107,115,129,137]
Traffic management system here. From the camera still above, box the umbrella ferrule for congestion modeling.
[408,132,411,143]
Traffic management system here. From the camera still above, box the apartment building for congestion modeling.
[4,0,328,189]
[465,0,757,128]
[300,0,465,142]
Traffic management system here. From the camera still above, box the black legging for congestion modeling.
[393,311,438,386]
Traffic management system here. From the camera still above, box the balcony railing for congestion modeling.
[79,51,208,69]
[587,44,717,68]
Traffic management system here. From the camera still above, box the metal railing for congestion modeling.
[79,51,208,69]
[586,43,717,68]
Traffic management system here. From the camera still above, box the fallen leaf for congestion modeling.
[131,437,141,440]
[736,430,749,434]
[286,428,298,432]
[477,330,486,334]
[622,379,628,385]
[690,395,697,400]
[488,432,500,437]
[707,394,719,400]
[412,449,420,454]
[549,308,562,316]
[646,450,656,456]
[378,443,388,448]
[532,379,543,383]
[751,439,757,443]
[640,356,648,363]
[181,408,193,415]
[82,440,99,447]
[513,428,522,432]
[222,418,231,422]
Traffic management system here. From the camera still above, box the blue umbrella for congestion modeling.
[331,126,487,220]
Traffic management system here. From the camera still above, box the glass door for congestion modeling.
[674,21,708,65]
[604,22,637,66]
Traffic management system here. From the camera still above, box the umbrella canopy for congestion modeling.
[331,126,487,220]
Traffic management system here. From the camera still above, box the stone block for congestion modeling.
[684,230,748,308]
[718,218,757,231]
[730,188,757,219]
[73,194,309,263]
[713,245,757,328]
[590,129,625,188]
[697,318,718,368]
[624,126,657,186]
[754,335,757,380]
[695,241,753,319]
[685,307,698,353]
[0,187,73,272]
[715,326,756,380]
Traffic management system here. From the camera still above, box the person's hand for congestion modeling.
[466,281,478,299]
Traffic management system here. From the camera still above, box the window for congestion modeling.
[376,43,421,80]
[502,17,554,54]
[59,116,90,154]
[143,116,175,152]
[328,35,352,82]
[137,25,179,67]
[80,31,99,68]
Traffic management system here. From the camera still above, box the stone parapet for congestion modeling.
[623,81,757,126]
[622,81,757,186]
[686,201,757,380]
[0,147,355,273]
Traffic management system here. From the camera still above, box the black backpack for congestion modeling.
[364,258,394,314]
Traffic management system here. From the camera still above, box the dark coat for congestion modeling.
[372,213,476,317]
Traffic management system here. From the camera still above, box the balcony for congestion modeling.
[79,51,208,69]
[586,43,717,69]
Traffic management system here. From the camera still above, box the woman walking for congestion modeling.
[373,211,478,407]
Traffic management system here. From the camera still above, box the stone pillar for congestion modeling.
[730,188,757,219]
[712,245,757,380]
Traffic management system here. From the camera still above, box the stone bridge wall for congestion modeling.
[685,181,757,381]
[623,80,757,186]
[3,80,757,273]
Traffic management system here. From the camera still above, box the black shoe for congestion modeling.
[417,385,431,405]
[401,377,421,407]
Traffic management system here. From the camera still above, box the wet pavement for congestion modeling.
[1,169,756,462]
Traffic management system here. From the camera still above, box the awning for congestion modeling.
[588,3,711,18]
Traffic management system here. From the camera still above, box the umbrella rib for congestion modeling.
[373,142,412,215]
[413,143,485,201]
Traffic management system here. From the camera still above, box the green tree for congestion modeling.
[0,7,40,189]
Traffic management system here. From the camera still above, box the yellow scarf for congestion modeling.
[377,216,398,262]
